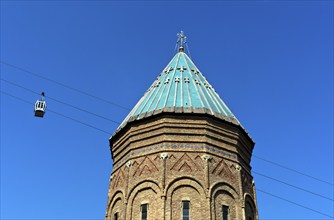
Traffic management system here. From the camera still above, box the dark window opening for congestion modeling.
[114,212,118,220]
[245,200,255,220]
[182,200,190,220]
[222,205,229,220]
[141,204,148,220]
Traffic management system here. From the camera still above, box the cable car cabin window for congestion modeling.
[182,200,190,220]
[35,101,46,110]
[141,204,148,220]
[222,205,229,220]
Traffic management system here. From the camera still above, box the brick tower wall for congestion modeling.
[105,114,258,220]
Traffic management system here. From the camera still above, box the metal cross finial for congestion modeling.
[176,31,187,48]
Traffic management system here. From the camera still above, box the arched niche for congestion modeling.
[165,176,206,220]
[210,182,240,220]
[127,180,162,220]
[107,190,124,220]
[244,194,256,220]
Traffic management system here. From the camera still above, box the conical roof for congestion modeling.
[113,46,245,137]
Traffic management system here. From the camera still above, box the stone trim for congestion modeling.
[113,143,237,170]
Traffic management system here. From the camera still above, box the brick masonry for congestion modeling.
[105,114,258,220]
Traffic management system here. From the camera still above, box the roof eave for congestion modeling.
[109,109,254,146]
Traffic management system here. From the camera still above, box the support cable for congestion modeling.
[257,188,334,218]
[0,61,130,111]
[2,83,332,202]
[253,155,333,186]
[1,78,121,125]
[1,90,110,135]
[2,90,334,218]
[1,61,333,187]
[253,171,333,201]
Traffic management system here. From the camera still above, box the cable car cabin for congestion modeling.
[34,100,46,117]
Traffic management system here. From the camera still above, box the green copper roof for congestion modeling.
[115,47,242,134]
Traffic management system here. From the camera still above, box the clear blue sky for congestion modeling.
[1,1,333,219]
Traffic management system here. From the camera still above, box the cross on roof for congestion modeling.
[176,31,187,48]
[177,66,187,73]
[175,77,180,83]
[191,68,199,74]
[164,66,174,74]
[164,78,170,84]
[184,77,190,83]
[153,80,160,87]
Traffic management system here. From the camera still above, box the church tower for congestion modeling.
[105,32,259,220]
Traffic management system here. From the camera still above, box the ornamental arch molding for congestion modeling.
[106,190,125,220]
[210,182,240,220]
[244,194,257,220]
[165,176,207,220]
[165,176,206,197]
[209,181,239,199]
[126,180,161,220]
